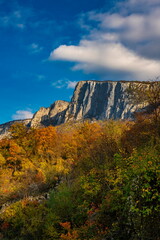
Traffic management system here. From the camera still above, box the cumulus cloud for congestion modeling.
[93,9,160,42]
[12,110,33,120]
[49,0,160,80]
[50,40,160,80]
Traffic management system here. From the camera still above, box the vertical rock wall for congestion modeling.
[63,80,140,122]
[0,80,145,137]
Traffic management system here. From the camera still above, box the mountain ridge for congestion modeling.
[0,80,144,138]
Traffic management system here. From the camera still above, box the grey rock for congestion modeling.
[30,106,50,128]
[0,80,146,137]
[63,80,143,122]
[0,119,31,139]
[30,100,69,128]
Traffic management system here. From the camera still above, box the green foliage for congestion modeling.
[0,119,160,239]
[127,80,160,137]
[1,200,60,240]
[127,80,160,106]
[48,184,76,222]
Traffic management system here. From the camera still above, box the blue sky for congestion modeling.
[0,0,160,124]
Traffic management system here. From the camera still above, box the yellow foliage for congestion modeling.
[0,152,5,167]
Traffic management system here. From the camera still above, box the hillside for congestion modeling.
[0,80,160,240]
[0,116,160,239]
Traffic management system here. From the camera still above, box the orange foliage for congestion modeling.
[60,221,71,230]
[60,231,79,240]
[60,222,79,240]
[34,126,58,157]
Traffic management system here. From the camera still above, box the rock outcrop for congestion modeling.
[63,80,139,122]
[0,119,31,139]
[30,80,143,126]
[30,100,69,128]
[0,80,145,136]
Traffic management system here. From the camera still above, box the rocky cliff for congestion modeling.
[63,80,140,122]
[30,100,69,128]
[0,80,144,136]
[30,80,143,127]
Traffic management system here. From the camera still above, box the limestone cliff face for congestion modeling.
[0,101,69,137]
[0,80,144,137]
[63,80,140,122]
[31,80,142,126]
[30,100,69,128]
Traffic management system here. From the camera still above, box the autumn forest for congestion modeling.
[0,104,160,240]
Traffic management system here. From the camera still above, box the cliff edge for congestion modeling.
[0,80,144,136]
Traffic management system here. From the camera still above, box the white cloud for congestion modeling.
[67,81,77,89]
[50,40,160,80]
[96,9,160,42]
[52,79,67,89]
[123,0,160,11]
[12,110,33,120]
[49,0,160,80]
[52,79,77,89]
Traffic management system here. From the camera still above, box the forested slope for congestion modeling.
[0,112,160,240]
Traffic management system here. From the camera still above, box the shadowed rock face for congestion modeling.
[63,80,140,122]
[30,80,142,126]
[30,100,69,128]
[0,80,144,136]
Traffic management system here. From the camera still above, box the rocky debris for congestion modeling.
[0,192,50,214]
